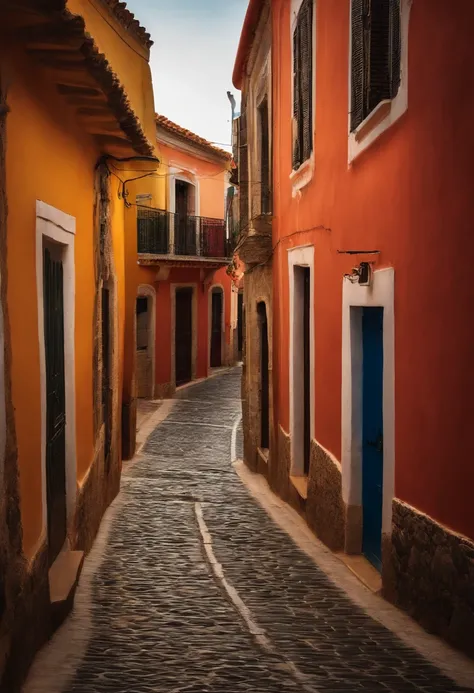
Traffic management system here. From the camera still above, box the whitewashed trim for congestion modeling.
[36,200,77,536]
[341,267,395,535]
[288,245,315,476]
[348,0,412,164]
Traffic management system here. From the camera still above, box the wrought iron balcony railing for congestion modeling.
[137,207,233,259]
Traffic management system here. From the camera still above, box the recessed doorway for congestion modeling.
[175,287,193,386]
[210,288,223,368]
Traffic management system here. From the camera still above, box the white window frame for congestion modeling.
[290,0,317,197]
[36,200,77,538]
[348,0,413,165]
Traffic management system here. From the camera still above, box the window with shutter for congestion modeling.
[259,98,271,214]
[350,0,401,132]
[239,109,249,232]
[292,0,313,170]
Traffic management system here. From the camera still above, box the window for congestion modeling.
[258,98,271,214]
[293,0,313,171]
[238,108,249,231]
[350,0,401,132]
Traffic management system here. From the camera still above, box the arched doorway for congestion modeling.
[210,287,224,368]
[136,285,156,399]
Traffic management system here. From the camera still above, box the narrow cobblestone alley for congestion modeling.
[24,369,474,693]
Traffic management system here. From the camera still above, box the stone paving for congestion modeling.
[25,368,474,693]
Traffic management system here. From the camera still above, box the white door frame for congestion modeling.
[341,267,395,539]
[288,245,315,476]
[36,200,76,536]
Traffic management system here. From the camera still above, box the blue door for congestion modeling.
[362,307,384,571]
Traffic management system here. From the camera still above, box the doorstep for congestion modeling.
[48,550,84,630]
[290,474,308,500]
[335,552,382,594]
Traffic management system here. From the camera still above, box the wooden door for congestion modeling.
[44,244,67,566]
[258,302,270,449]
[210,290,223,368]
[237,292,243,358]
[362,307,384,571]
[303,268,311,475]
[102,287,112,470]
[175,288,193,386]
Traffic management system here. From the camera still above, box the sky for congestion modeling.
[124,0,248,150]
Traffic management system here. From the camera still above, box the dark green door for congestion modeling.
[44,244,67,566]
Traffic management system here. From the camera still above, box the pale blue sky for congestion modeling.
[125,0,247,149]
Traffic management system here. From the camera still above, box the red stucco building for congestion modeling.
[234,0,474,657]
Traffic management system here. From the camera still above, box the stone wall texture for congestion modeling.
[136,350,153,399]
[241,263,272,475]
[269,425,292,501]
[307,440,345,551]
[388,499,474,659]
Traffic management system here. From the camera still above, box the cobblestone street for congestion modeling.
[25,369,474,693]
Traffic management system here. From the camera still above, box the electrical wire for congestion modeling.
[236,224,332,274]
[85,0,149,62]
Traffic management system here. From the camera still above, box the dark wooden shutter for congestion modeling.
[293,0,313,169]
[300,0,313,162]
[259,98,270,214]
[351,0,400,131]
[389,0,401,98]
[292,23,301,169]
[351,0,365,131]
[238,108,249,231]
[369,0,391,113]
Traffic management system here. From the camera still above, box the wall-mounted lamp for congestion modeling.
[344,261,373,286]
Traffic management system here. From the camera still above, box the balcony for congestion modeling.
[137,207,233,262]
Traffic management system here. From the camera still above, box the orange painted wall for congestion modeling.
[4,46,99,555]
[146,267,233,391]
[67,0,156,145]
[157,141,227,219]
[272,0,474,540]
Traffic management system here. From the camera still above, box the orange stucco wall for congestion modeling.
[157,141,228,219]
[272,0,474,540]
[67,0,156,146]
[5,47,99,555]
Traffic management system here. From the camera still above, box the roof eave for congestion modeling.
[232,0,265,90]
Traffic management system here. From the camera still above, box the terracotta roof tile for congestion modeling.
[19,1,153,48]
[100,0,153,49]
[155,114,231,160]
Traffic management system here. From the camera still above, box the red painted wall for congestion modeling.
[151,267,233,389]
[272,0,474,540]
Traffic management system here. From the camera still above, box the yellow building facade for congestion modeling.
[0,1,157,688]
